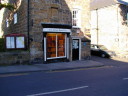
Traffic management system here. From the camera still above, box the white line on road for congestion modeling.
[123,78,128,80]
[27,86,88,96]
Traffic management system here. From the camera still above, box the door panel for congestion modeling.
[72,39,79,60]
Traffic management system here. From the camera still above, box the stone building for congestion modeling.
[0,0,90,64]
[90,0,128,58]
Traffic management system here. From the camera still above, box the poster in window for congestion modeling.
[16,37,25,48]
[6,37,15,48]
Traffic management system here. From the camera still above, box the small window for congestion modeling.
[6,19,9,27]
[14,13,17,24]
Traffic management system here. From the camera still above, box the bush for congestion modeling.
[0,38,5,52]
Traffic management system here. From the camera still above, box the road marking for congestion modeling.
[123,78,128,80]
[0,73,29,77]
[27,86,89,96]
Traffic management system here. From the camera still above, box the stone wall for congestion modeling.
[1,0,91,64]
[0,51,30,65]
[81,41,91,60]
[2,0,28,36]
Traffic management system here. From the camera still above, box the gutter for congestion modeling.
[96,9,99,45]
[117,0,128,5]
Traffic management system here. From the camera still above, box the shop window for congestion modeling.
[5,34,26,49]
[46,33,65,58]
[72,9,81,28]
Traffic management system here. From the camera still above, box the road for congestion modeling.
[0,56,128,96]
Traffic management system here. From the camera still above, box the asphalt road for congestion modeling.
[0,56,128,96]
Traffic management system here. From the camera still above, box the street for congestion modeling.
[0,56,128,96]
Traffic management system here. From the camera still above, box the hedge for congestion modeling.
[0,38,5,52]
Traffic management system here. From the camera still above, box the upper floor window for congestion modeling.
[6,19,9,27]
[14,13,17,24]
[72,9,81,28]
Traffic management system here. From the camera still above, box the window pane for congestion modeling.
[57,34,65,57]
[6,37,15,48]
[16,37,25,48]
[14,13,17,24]
[47,33,56,58]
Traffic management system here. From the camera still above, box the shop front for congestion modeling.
[42,23,72,63]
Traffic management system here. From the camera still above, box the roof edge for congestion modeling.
[91,0,128,10]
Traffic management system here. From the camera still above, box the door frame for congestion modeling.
[72,37,81,60]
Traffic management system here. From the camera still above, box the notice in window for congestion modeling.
[16,37,25,48]
[6,37,15,48]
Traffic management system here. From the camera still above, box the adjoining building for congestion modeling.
[90,0,128,58]
[0,0,90,65]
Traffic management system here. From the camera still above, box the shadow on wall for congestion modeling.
[119,4,128,25]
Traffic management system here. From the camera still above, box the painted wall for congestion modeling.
[91,4,128,57]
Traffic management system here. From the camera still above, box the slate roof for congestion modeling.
[91,0,128,10]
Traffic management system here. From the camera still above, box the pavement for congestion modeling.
[0,60,104,74]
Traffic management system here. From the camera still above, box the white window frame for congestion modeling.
[45,33,67,60]
[72,8,81,28]
[14,13,18,24]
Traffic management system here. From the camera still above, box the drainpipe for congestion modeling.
[96,9,99,45]
[117,4,119,47]
[27,0,30,49]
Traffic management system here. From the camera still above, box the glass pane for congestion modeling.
[57,34,65,57]
[6,37,15,48]
[46,33,56,58]
[16,37,25,48]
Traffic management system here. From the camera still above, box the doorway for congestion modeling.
[72,39,79,60]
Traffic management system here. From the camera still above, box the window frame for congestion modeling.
[72,8,81,28]
[14,13,18,24]
[46,33,67,59]
[6,18,9,27]
[5,34,26,50]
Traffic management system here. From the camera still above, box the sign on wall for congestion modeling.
[5,34,26,49]
[6,37,15,48]
[43,28,71,33]
[16,37,25,48]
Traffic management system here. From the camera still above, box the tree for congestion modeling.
[0,1,15,10]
